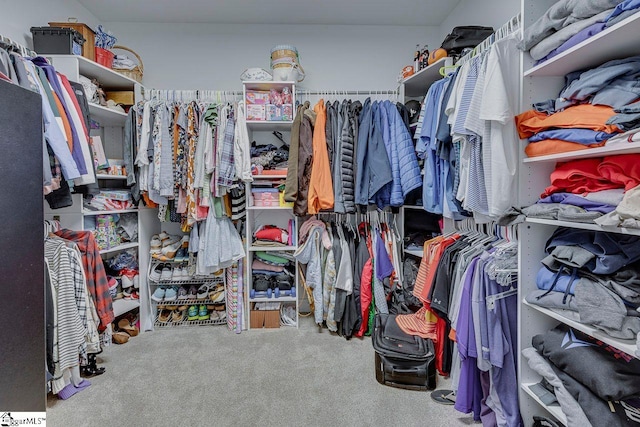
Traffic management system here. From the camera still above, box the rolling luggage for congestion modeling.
[372,314,436,391]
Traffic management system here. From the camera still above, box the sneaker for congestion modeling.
[121,274,134,289]
[160,265,173,281]
[187,305,199,321]
[164,286,178,302]
[174,247,187,263]
[123,286,133,298]
[133,274,140,289]
[151,287,166,302]
[187,285,198,300]
[171,266,183,281]
[196,284,210,300]
[150,235,162,254]
[149,264,164,282]
[198,305,210,320]
[177,286,188,300]
[209,311,220,321]
[217,311,227,321]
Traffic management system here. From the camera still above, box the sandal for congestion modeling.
[158,308,172,323]
[171,307,186,322]
[209,284,225,302]
[118,318,139,336]
[430,389,456,405]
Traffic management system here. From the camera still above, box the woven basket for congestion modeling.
[112,45,143,83]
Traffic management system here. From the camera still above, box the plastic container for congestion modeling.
[95,47,114,68]
[30,27,85,56]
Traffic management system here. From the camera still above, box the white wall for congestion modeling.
[438,0,520,44]
[106,22,440,91]
[0,0,101,50]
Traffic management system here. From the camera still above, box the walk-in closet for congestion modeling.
[2,1,640,426]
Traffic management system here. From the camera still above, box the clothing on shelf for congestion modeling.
[286,97,421,215]
[395,222,521,425]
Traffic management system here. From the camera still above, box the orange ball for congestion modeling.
[428,48,448,66]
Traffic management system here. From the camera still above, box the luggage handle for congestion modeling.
[390,365,420,374]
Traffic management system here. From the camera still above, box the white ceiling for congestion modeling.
[77,0,461,26]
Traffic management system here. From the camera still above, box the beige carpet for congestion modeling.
[46,316,477,427]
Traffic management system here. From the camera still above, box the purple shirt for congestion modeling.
[536,23,607,64]
[375,232,394,280]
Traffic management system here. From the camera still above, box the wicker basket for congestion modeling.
[112,45,143,83]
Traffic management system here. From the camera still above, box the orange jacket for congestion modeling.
[307,100,334,213]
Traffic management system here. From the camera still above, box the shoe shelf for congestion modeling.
[149,277,224,286]
[157,298,225,306]
[248,295,297,303]
[154,316,227,328]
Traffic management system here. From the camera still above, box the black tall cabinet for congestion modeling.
[0,79,45,410]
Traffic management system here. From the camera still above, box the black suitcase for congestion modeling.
[372,314,436,391]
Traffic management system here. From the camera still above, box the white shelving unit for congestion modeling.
[43,55,147,328]
[518,5,640,425]
[242,80,299,330]
[400,57,452,98]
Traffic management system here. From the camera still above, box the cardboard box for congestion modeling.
[250,302,281,328]
[247,104,265,121]
[106,91,135,106]
[49,22,96,61]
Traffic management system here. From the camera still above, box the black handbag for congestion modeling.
[441,26,494,53]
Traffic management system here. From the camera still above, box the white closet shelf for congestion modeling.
[46,54,138,89]
[404,249,423,257]
[524,11,640,77]
[249,245,296,251]
[247,206,291,210]
[402,57,450,97]
[99,242,139,255]
[83,208,138,215]
[522,142,640,163]
[243,80,295,91]
[95,174,127,180]
[525,217,640,236]
[249,296,296,303]
[246,120,293,131]
[521,383,567,425]
[89,103,128,126]
[112,298,140,318]
[252,174,287,179]
[523,300,638,357]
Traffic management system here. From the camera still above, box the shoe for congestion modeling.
[196,284,211,300]
[180,235,190,248]
[198,305,210,320]
[172,266,183,281]
[129,290,139,300]
[133,274,140,289]
[177,286,188,300]
[114,282,124,300]
[212,303,225,311]
[158,231,171,243]
[187,305,199,321]
[150,235,162,254]
[149,263,164,282]
[174,247,187,263]
[187,285,197,299]
[118,318,139,337]
[158,308,172,323]
[209,284,225,303]
[171,307,185,322]
[164,286,178,302]
[161,240,181,259]
[121,274,134,289]
[123,286,133,298]
[81,353,105,377]
[209,311,220,321]
[112,331,130,344]
[151,287,166,302]
[160,265,173,281]
[217,311,227,321]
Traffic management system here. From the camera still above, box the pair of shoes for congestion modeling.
[117,318,139,336]
[171,266,190,281]
[174,247,189,262]
[121,269,140,289]
[150,234,162,254]
[187,305,210,320]
[151,286,178,302]
[149,263,170,282]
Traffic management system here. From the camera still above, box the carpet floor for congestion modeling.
[47,316,476,427]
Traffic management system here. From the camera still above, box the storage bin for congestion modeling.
[95,47,114,68]
[106,91,135,106]
[30,27,85,56]
[48,22,95,61]
[250,302,281,328]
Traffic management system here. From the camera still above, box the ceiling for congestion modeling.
[77,0,461,26]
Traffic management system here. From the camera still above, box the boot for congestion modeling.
[80,353,106,377]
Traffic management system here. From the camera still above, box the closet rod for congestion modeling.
[296,90,397,95]
[0,33,36,57]
[455,13,521,66]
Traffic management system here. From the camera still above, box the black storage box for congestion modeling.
[30,27,85,56]
[372,314,436,391]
